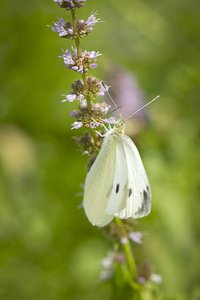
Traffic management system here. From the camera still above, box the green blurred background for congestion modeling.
[0,0,200,299]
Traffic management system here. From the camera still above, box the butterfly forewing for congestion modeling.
[83,135,116,226]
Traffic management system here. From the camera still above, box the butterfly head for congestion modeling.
[114,119,125,134]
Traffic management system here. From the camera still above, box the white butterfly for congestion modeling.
[83,96,159,227]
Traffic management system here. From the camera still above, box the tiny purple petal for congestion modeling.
[86,11,101,27]
[71,121,83,130]
[89,51,97,58]
[88,51,102,58]
[77,94,85,101]
[65,93,77,102]
[70,110,77,117]
[51,18,68,37]
[138,277,146,284]
[97,83,110,97]
[72,47,78,55]
[64,49,72,56]
[90,122,99,129]
[80,99,87,107]
[72,66,79,71]
[62,53,74,65]
[68,28,74,35]
[90,63,98,69]
[101,104,111,113]
[128,231,143,244]
[103,117,116,124]
[97,91,104,96]
[120,237,127,244]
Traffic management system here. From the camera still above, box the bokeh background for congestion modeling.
[0,0,200,299]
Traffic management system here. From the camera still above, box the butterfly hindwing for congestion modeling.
[114,135,151,219]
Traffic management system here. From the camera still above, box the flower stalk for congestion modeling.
[114,218,137,278]
[70,9,91,112]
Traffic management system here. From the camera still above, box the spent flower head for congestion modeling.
[69,100,113,130]
[61,48,101,73]
[61,77,109,103]
[53,0,87,10]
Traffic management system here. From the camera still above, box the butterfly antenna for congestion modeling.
[101,81,121,117]
[125,95,160,120]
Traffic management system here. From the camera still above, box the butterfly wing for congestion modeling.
[114,135,151,219]
[83,134,116,227]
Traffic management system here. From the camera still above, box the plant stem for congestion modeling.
[71,10,91,113]
[114,218,137,278]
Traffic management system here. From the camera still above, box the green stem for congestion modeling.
[71,10,91,113]
[114,218,137,278]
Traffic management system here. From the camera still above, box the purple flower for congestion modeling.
[128,231,143,244]
[49,18,68,37]
[61,93,76,102]
[85,11,101,27]
[90,63,98,69]
[77,94,85,101]
[79,99,87,108]
[71,121,83,130]
[102,117,116,124]
[70,110,77,117]
[90,122,100,129]
[97,82,110,96]
[138,277,146,284]
[88,50,100,59]
[71,66,79,71]
[120,237,127,244]
[53,0,63,3]
[61,49,74,65]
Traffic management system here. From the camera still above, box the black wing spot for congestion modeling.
[116,184,120,194]
[135,188,150,216]
[143,190,148,201]
[128,188,132,197]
